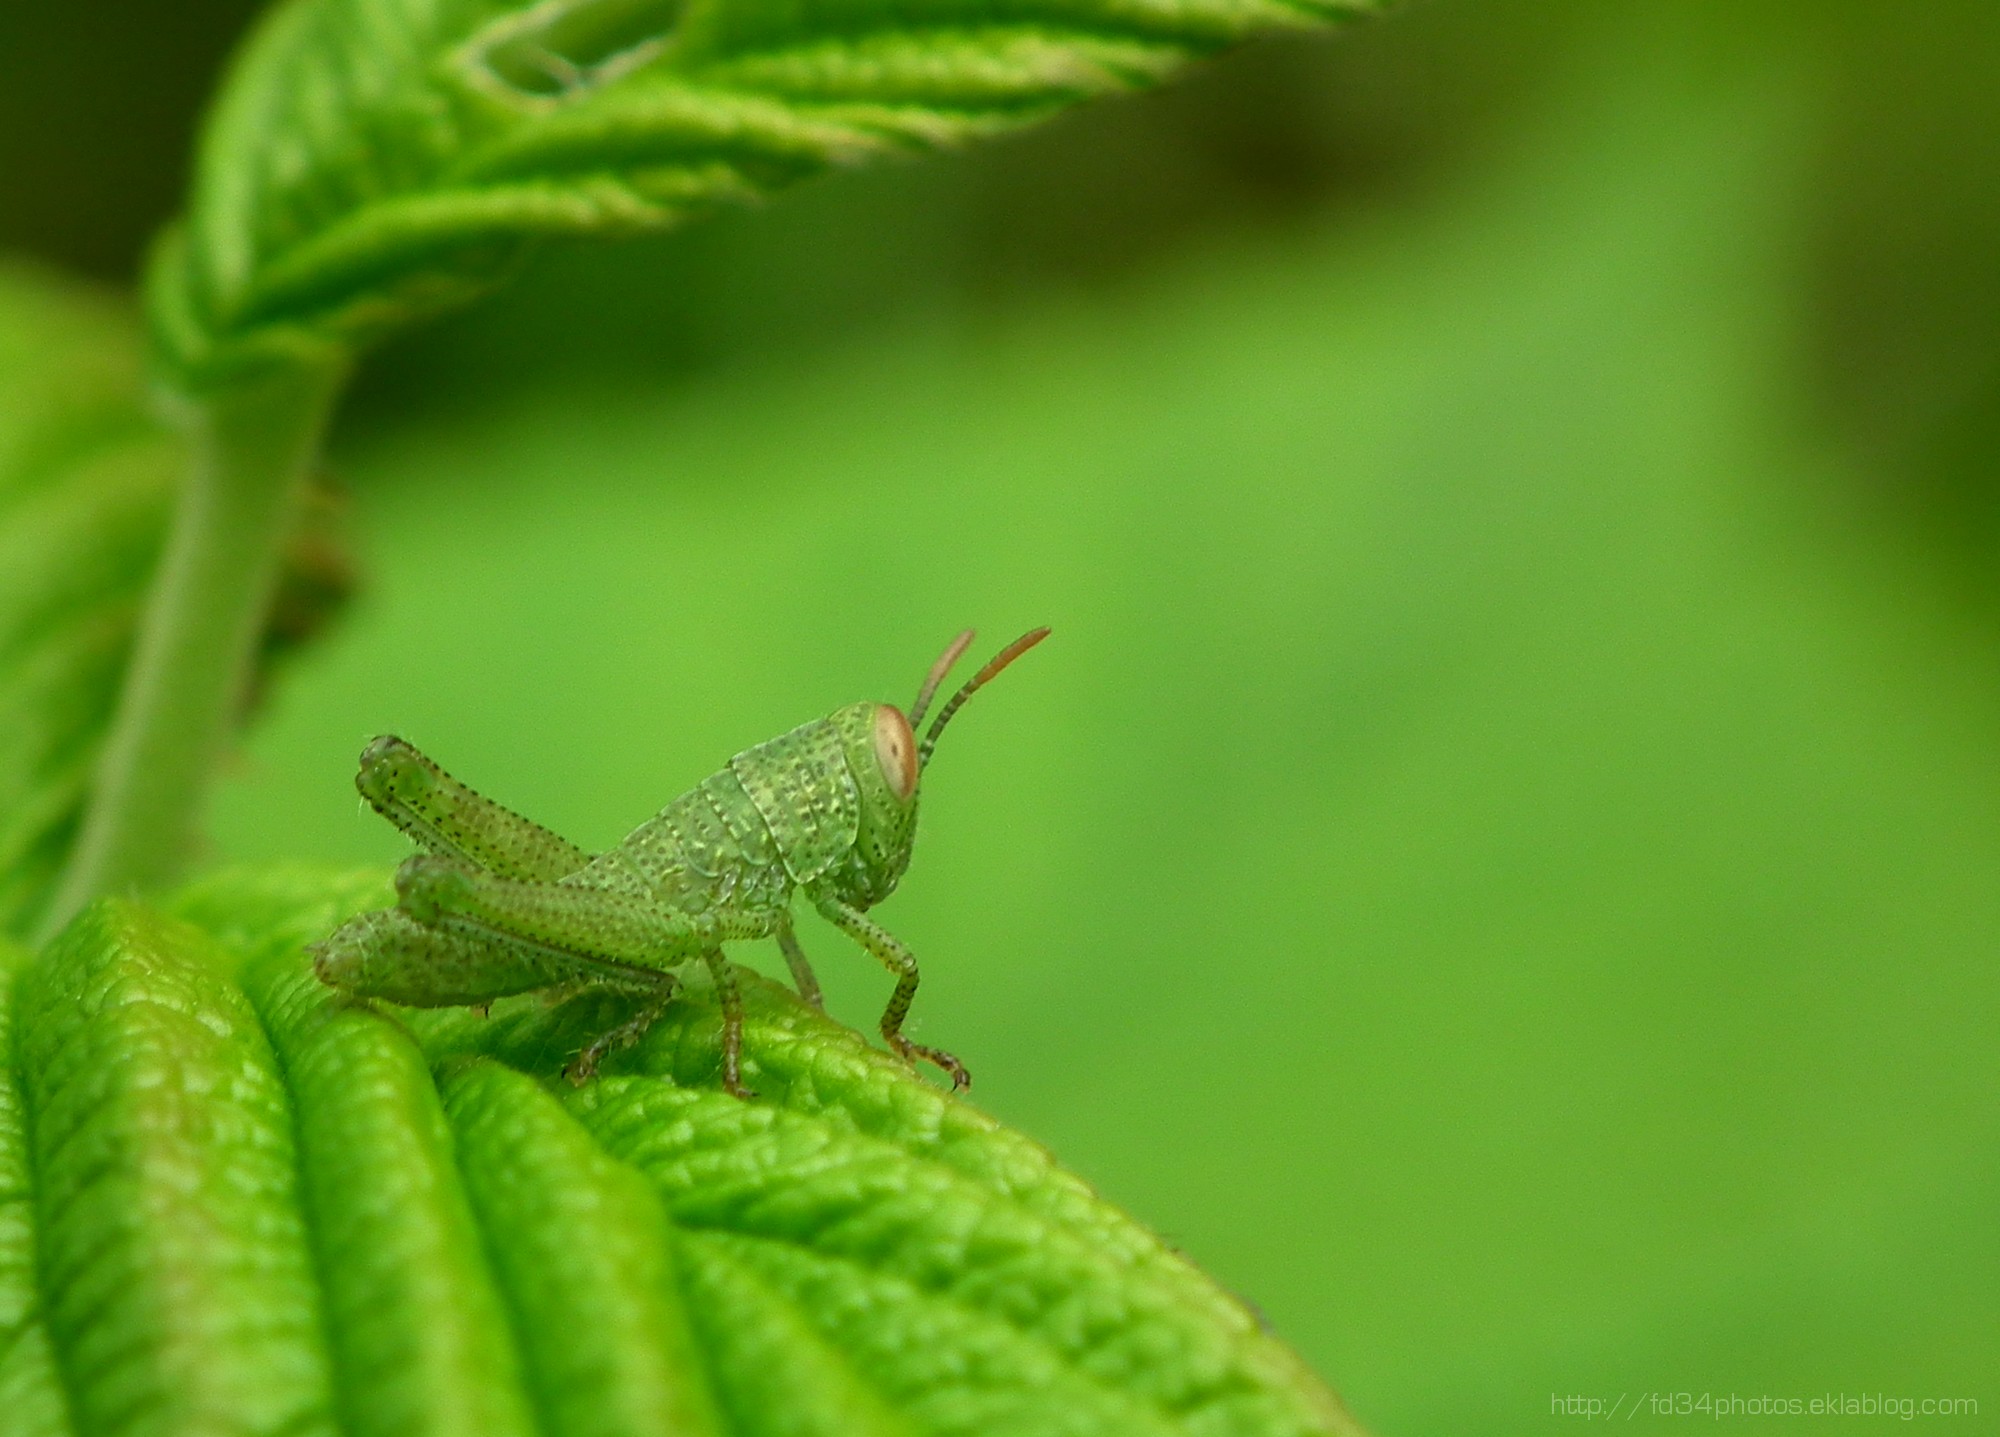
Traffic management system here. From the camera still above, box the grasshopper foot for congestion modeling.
[563,1049,602,1086]
[891,1037,971,1092]
[564,1029,632,1086]
[563,985,676,1085]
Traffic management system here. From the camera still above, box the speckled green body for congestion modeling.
[583,704,917,929]
[311,630,1045,1096]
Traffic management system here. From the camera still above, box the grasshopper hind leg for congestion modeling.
[562,969,679,1085]
[558,953,754,1099]
[358,736,592,882]
[312,907,565,1007]
[314,907,680,1082]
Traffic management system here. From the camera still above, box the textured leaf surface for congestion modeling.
[16,904,332,1437]
[0,939,73,1436]
[148,0,1373,383]
[4,865,1364,1436]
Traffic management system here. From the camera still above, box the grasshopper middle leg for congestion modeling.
[701,949,754,1099]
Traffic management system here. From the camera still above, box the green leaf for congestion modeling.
[14,902,330,1437]
[0,261,353,940]
[0,262,184,939]
[147,0,1374,385]
[0,938,73,1436]
[7,865,1367,1436]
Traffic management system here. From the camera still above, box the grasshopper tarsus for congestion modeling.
[896,1039,972,1092]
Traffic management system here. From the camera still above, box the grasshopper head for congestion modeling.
[835,628,1050,905]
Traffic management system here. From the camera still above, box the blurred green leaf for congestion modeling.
[0,261,354,939]
[6,865,1365,1436]
[0,937,70,1435]
[0,261,183,938]
[147,0,1373,385]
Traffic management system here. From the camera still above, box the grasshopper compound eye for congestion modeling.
[874,705,919,802]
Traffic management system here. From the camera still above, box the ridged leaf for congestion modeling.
[148,0,1374,384]
[0,261,351,940]
[0,938,73,1436]
[4,865,1367,1436]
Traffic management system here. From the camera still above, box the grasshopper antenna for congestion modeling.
[909,628,977,730]
[919,627,1050,768]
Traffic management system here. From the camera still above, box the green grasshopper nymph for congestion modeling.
[310,628,1049,1098]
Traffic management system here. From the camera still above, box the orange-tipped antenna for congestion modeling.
[919,627,1051,768]
[909,628,977,730]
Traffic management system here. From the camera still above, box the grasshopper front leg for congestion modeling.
[814,894,969,1091]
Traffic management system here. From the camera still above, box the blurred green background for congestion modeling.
[7,1,1999,1432]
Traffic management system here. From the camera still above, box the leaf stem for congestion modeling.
[38,361,345,941]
